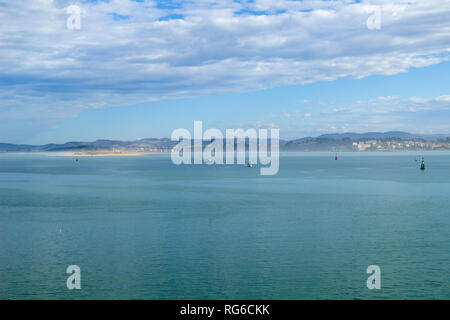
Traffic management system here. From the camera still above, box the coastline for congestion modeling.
[63,151,169,157]
[1,150,450,156]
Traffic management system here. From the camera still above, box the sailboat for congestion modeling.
[420,157,425,171]
[335,153,338,160]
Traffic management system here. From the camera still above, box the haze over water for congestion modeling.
[0,153,449,299]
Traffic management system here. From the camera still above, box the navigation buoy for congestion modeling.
[420,157,425,171]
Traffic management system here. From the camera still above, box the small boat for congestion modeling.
[420,157,425,171]
[247,162,253,168]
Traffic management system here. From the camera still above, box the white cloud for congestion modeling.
[0,0,450,127]
[313,95,450,134]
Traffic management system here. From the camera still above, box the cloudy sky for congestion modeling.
[1,0,449,143]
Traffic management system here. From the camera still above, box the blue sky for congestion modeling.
[1,0,449,144]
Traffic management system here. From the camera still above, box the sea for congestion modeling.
[0,152,449,299]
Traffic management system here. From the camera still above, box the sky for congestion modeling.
[0,0,449,144]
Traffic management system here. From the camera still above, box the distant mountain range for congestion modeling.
[316,131,448,141]
[0,138,174,152]
[0,132,449,152]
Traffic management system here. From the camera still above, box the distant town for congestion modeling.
[353,139,450,152]
[1,132,450,153]
[282,136,450,152]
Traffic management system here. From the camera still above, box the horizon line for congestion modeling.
[2,131,450,146]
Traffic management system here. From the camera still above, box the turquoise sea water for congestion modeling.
[0,152,449,299]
